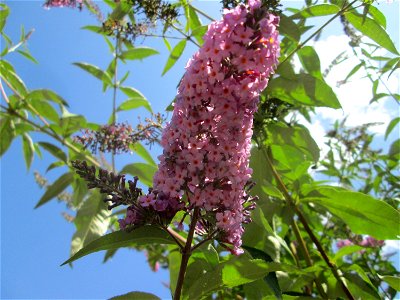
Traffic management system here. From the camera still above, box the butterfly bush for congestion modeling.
[44,0,82,9]
[119,0,280,254]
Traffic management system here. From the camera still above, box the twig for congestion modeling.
[173,207,200,300]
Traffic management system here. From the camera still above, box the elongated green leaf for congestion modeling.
[130,142,156,166]
[380,275,400,291]
[266,74,341,108]
[120,47,159,61]
[22,133,34,170]
[185,257,302,300]
[109,2,131,20]
[0,117,15,156]
[191,25,207,46]
[302,186,400,239]
[385,117,400,140]
[162,39,187,76]
[70,192,110,257]
[188,5,202,32]
[27,89,69,106]
[333,245,364,262]
[291,4,340,18]
[0,63,28,96]
[35,172,74,208]
[16,49,38,64]
[242,246,282,300]
[0,4,10,32]
[73,62,113,86]
[38,142,67,163]
[117,98,152,113]
[120,163,156,187]
[30,100,59,123]
[367,5,386,28]
[59,113,87,137]
[81,25,104,34]
[61,226,175,265]
[110,291,161,300]
[280,15,300,41]
[345,12,398,55]
[297,46,322,79]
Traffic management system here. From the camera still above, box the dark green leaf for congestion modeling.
[345,12,398,55]
[388,139,400,158]
[302,186,400,239]
[61,226,175,266]
[110,291,161,300]
[120,47,159,61]
[35,172,74,208]
[70,192,110,257]
[22,133,34,170]
[0,117,15,156]
[73,62,113,86]
[291,4,340,19]
[109,2,131,21]
[385,117,400,140]
[280,15,300,41]
[297,46,322,79]
[120,163,157,187]
[162,39,187,76]
[242,246,282,300]
[266,74,341,108]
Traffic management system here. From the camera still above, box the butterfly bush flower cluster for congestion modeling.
[119,0,279,254]
[44,0,82,9]
[337,236,385,250]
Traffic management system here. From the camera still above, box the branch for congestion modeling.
[173,207,200,300]
[263,147,355,300]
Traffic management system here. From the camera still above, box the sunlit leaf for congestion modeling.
[120,163,157,187]
[120,47,159,61]
[73,62,113,87]
[385,117,400,140]
[302,186,400,239]
[0,117,15,156]
[110,291,161,300]
[22,133,34,170]
[379,275,400,291]
[27,89,69,106]
[162,39,187,76]
[61,226,175,265]
[291,4,340,18]
[130,142,156,166]
[345,12,399,55]
[297,46,322,79]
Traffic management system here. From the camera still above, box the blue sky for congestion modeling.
[1,1,399,299]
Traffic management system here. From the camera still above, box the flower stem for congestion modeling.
[173,207,200,300]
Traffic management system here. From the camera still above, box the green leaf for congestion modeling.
[0,117,15,156]
[302,186,400,239]
[191,25,208,46]
[109,2,131,20]
[268,123,320,163]
[27,89,69,106]
[242,246,282,300]
[73,62,113,86]
[188,5,202,32]
[333,245,364,262]
[117,96,152,113]
[59,110,87,137]
[280,15,300,41]
[385,117,400,140]
[0,63,28,97]
[22,133,34,170]
[30,100,59,123]
[120,47,159,61]
[35,172,74,208]
[389,139,400,158]
[38,142,67,163]
[162,39,187,76]
[61,226,175,266]
[344,62,364,82]
[291,4,340,18]
[379,275,400,291]
[367,5,386,28]
[16,49,38,64]
[70,192,111,257]
[120,163,157,187]
[110,291,161,300]
[297,46,322,79]
[130,142,156,166]
[345,12,399,55]
[0,4,10,32]
[266,74,341,108]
